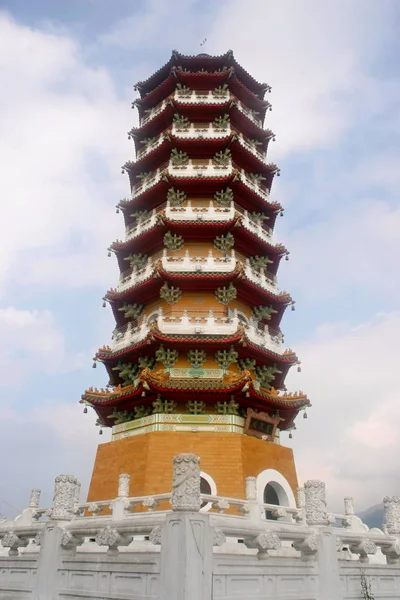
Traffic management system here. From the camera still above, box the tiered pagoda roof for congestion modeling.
[82,51,310,443]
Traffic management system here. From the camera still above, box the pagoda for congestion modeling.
[82,50,310,505]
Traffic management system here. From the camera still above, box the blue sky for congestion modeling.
[0,0,399,515]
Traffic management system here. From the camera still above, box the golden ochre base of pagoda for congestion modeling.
[87,431,298,505]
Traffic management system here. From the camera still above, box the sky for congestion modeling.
[0,0,399,516]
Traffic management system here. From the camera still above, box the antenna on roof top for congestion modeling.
[200,38,207,47]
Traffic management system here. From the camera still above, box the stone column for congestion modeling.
[33,523,66,600]
[344,497,355,516]
[384,496,400,535]
[297,487,305,509]
[74,481,81,506]
[159,454,213,600]
[171,453,201,512]
[50,475,79,520]
[316,531,342,600]
[245,477,257,501]
[29,489,41,509]
[245,476,261,522]
[118,473,131,498]
[304,480,329,526]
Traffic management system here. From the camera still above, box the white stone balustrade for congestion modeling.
[136,133,165,159]
[168,158,234,178]
[236,132,266,160]
[173,89,229,105]
[165,199,234,222]
[140,99,170,126]
[111,321,149,351]
[233,98,263,126]
[110,307,282,355]
[243,260,278,294]
[245,320,283,354]
[126,210,159,241]
[240,209,274,244]
[237,168,270,201]
[161,248,236,274]
[136,126,266,163]
[157,309,239,337]
[118,260,154,292]
[131,166,166,199]
[1,461,400,600]
[172,122,231,140]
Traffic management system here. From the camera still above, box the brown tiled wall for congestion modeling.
[87,432,298,502]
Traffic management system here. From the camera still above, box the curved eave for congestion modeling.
[121,174,282,225]
[112,216,238,264]
[83,379,307,431]
[238,274,293,307]
[96,331,298,386]
[105,267,291,315]
[132,135,274,181]
[131,99,266,142]
[234,223,287,264]
[136,73,176,110]
[135,50,268,99]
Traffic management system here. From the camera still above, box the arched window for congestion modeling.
[199,471,216,512]
[264,482,281,520]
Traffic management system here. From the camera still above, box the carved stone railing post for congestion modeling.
[245,476,260,521]
[344,496,355,516]
[29,489,41,509]
[1,532,29,556]
[49,475,79,521]
[304,480,329,526]
[244,530,281,560]
[245,476,257,501]
[15,488,42,526]
[171,453,201,512]
[118,473,130,498]
[384,496,400,535]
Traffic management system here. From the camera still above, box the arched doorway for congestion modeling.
[256,469,296,519]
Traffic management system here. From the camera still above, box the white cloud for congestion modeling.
[0,13,133,295]
[0,400,110,515]
[281,198,400,302]
[287,311,400,510]
[0,307,71,385]
[210,0,398,157]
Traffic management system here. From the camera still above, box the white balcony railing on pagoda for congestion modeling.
[140,99,170,127]
[161,248,237,274]
[167,158,234,179]
[173,89,230,105]
[125,201,235,242]
[243,259,278,295]
[171,122,232,141]
[111,321,149,351]
[157,308,239,337]
[136,126,267,165]
[166,199,234,221]
[139,91,263,129]
[118,259,154,292]
[131,167,166,199]
[173,89,263,127]
[131,160,271,202]
[116,252,278,296]
[110,308,283,354]
[245,320,283,353]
